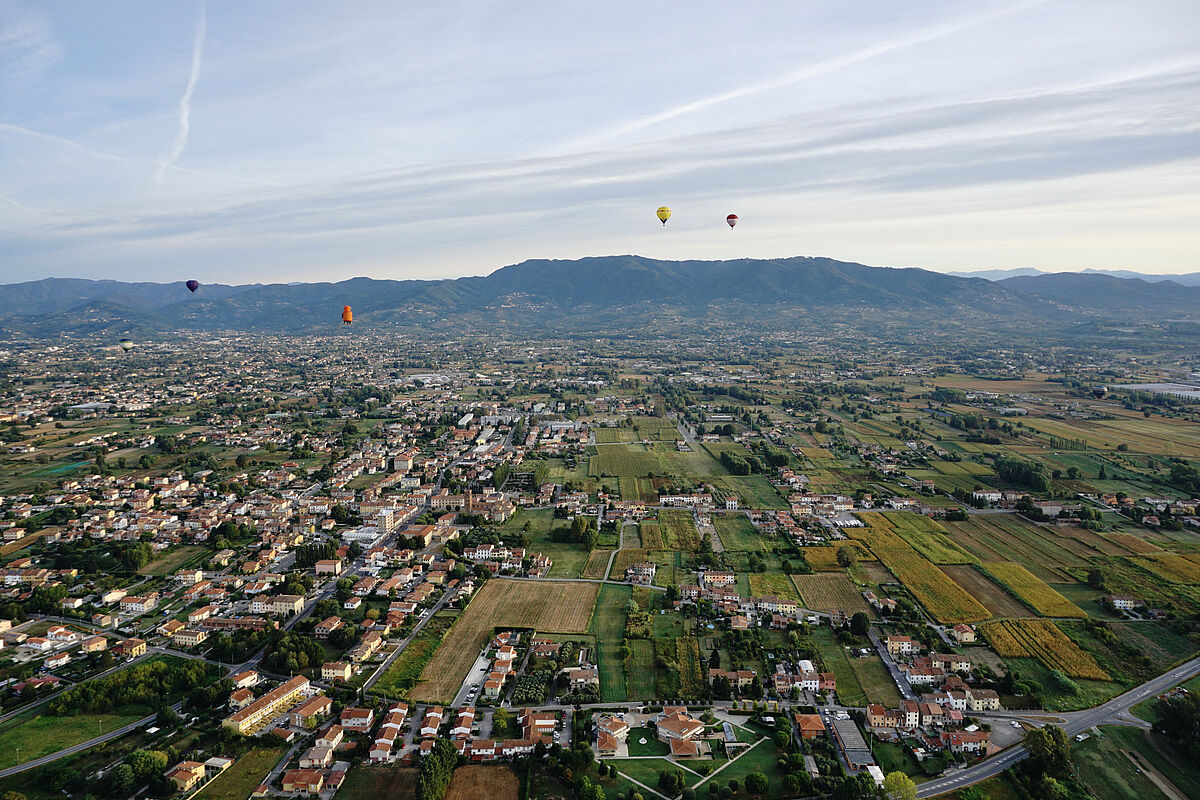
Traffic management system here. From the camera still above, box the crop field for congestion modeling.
[714,474,787,509]
[676,637,705,698]
[616,475,658,503]
[791,573,871,615]
[589,444,668,477]
[939,565,1031,619]
[625,640,656,699]
[979,619,1110,680]
[713,514,766,550]
[638,520,666,549]
[748,572,799,600]
[1091,557,1200,613]
[444,766,519,800]
[633,420,681,441]
[876,511,977,564]
[593,427,634,443]
[658,509,703,551]
[800,544,868,571]
[139,544,208,575]
[195,748,286,800]
[413,579,598,702]
[941,515,1086,582]
[981,562,1088,618]
[581,550,612,579]
[848,514,989,623]
[591,583,630,701]
[1131,552,1200,583]
[374,611,458,698]
[1102,532,1163,555]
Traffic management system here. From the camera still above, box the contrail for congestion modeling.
[157,1,207,182]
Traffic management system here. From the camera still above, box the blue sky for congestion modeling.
[2,0,1198,284]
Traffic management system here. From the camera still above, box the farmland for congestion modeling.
[801,544,868,571]
[608,547,650,578]
[1132,552,1200,583]
[195,748,286,800]
[748,572,799,600]
[675,637,705,697]
[879,511,978,564]
[981,562,1088,618]
[581,549,612,579]
[941,515,1089,583]
[979,619,1110,680]
[658,508,703,551]
[497,508,590,578]
[791,573,871,615]
[412,579,599,703]
[591,583,630,701]
[374,611,459,699]
[939,565,1031,619]
[847,514,989,623]
[444,766,519,800]
[338,767,418,800]
[713,513,766,550]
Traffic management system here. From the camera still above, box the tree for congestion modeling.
[745,772,769,797]
[882,771,917,800]
[1024,725,1072,779]
[850,612,870,637]
[836,546,858,569]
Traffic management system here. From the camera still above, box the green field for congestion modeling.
[1073,726,1200,800]
[372,611,457,698]
[139,544,208,576]
[813,626,867,706]
[591,583,630,701]
[658,508,702,551]
[713,514,766,550]
[498,508,590,578]
[0,710,144,769]
[195,748,286,800]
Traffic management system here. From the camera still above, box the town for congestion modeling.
[0,331,1197,800]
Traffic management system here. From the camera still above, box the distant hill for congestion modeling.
[3,255,1198,339]
[950,267,1200,286]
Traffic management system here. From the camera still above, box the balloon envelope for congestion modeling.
[342,305,353,324]
[656,206,671,225]
[185,280,199,293]
[1092,387,1107,398]
[726,214,738,228]
[119,339,134,351]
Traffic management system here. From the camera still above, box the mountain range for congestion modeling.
[3,255,1199,339]
[947,267,1200,285]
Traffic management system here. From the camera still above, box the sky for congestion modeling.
[2,0,1199,285]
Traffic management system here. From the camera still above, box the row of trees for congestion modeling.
[415,737,457,800]
[48,659,217,716]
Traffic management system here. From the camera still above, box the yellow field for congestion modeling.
[979,619,1109,681]
[1132,553,1200,584]
[609,548,650,578]
[412,579,599,702]
[1103,533,1161,555]
[748,573,799,600]
[981,562,1087,618]
[801,544,868,571]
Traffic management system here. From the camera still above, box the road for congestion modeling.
[867,629,914,701]
[917,654,1200,797]
[361,592,453,693]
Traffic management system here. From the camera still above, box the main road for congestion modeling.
[917,654,1200,797]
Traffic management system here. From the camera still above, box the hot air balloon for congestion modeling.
[1092,386,1107,399]
[342,306,353,325]
[119,339,134,351]
[656,206,671,225]
[726,214,738,229]
[185,280,199,293]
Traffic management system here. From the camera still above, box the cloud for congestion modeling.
[157,2,207,183]
[0,0,60,83]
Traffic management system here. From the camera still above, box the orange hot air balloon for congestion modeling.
[342,306,353,325]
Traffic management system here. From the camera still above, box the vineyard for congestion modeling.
[848,514,989,623]
[879,511,978,565]
[608,548,650,578]
[1132,553,1200,584]
[749,573,799,600]
[676,637,704,698]
[582,550,612,579]
[801,544,868,571]
[639,520,667,550]
[981,562,1087,618]
[791,573,871,615]
[979,619,1110,680]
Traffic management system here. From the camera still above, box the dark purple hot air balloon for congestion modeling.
[185,280,199,293]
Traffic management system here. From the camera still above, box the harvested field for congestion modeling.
[942,516,1084,582]
[413,579,599,703]
[582,550,612,579]
[939,565,1030,619]
[979,619,1110,680]
[981,562,1088,618]
[792,573,871,615]
[445,766,519,800]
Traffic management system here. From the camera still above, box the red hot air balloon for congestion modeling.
[726,214,738,228]
[342,306,353,325]
[185,280,199,293]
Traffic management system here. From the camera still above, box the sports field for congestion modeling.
[412,579,599,703]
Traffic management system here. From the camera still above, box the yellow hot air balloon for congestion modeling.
[656,206,671,225]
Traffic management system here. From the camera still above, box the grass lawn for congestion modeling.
[608,758,686,791]
[850,652,903,706]
[0,710,144,769]
[591,583,630,701]
[625,727,670,756]
[693,738,788,796]
[872,741,922,778]
[195,748,286,800]
[1073,726,1200,800]
[626,640,656,700]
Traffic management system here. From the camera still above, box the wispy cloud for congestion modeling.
[157,1,207,183]
[0,0,60,83]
